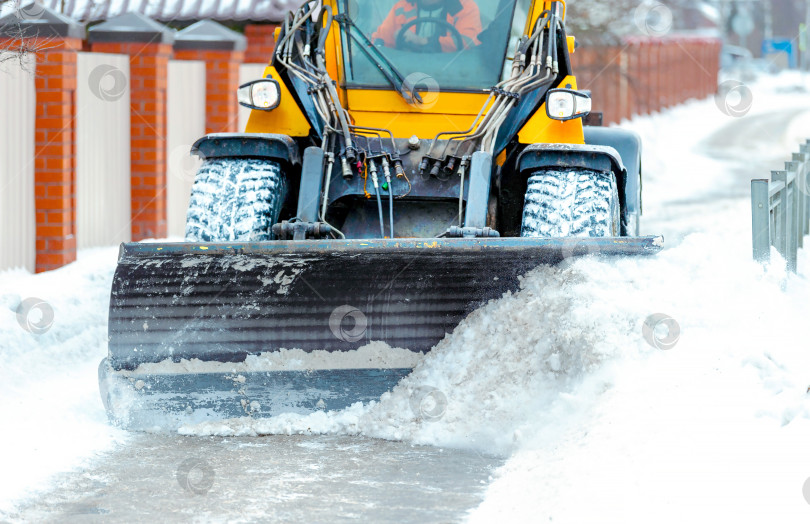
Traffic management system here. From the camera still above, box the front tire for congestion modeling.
[185,157,288,242]
[520,168,621,238]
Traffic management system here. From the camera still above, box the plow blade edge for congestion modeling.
[101,236,663,429]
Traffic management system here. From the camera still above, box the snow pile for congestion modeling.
[129,341,421,374]
[0,248,127,512]
[467,243,810,523]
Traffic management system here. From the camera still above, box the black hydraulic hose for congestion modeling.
[368,160,385,238]
[304,15,313,53]
[341,0,354,77]
[374,186,385,238]
[274,14,288,61]
[317,5,333,55]
[388,184,394,238]
[549,14,558,72]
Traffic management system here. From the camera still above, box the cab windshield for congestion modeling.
[337,0,530,92]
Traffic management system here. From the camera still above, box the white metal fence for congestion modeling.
[238,64,267,132]
[76,52,132,249]
[1,55,264,271]
[166,60,206,238]
[751,140,810,272]
[0,54,36,272]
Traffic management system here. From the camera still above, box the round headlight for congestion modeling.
[237,79,281,111]
[545,89,592,121]
[548,91,575,119]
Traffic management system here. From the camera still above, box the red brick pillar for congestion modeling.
[0,8,84,272]
[660,40,671,109]
[640,39,652,115]
[651,39,662,113]
[88,13,173,241]
[618,47,630,123]
[704,40,714,97]
[672,40,682,106]
[675,39,684,104]
[697,41,705,98]
[632,39,645,116]
[175,21,247,134]
[35,41,80,271]
[683,40,693,100]
[681,41,690,101]
[244,23,279,64]
[626,39,641,117]
[687,39,706,99]
[675,41,684,104]
[668,40,677,107]
[607,46,621,124]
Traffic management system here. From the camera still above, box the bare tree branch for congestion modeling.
[566,0,641,45]
[0,1,60,73]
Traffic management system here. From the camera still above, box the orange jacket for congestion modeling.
[372,0,482,52]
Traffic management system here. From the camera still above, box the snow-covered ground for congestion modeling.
[0,247,127,513]
[2,72,810,522]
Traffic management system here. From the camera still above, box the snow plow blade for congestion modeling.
[101,236,662,430]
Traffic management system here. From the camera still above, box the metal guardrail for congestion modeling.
[751,140,810,272]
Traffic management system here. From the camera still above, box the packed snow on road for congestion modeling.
[2,74,810,523]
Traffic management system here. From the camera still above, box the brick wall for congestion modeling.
[29,38,81,272]
[244,24,278,64]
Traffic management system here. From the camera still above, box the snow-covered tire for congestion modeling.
[185,157,288,242]
[520,168,620,238]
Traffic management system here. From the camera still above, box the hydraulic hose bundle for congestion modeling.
[274,1,567,236]
[275,1,406,238]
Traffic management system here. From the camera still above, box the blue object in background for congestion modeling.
[761,38,796,69]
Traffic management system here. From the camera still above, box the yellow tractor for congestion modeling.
[99,0,662,430]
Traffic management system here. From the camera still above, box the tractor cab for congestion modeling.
[336,0,533,94]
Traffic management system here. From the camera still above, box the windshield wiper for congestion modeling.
[334,13,423,104]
